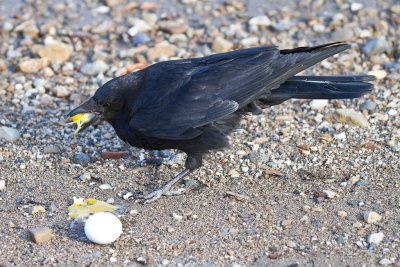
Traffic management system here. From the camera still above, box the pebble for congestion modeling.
[368,70,387,80]
[287,241,296,248]
[271,20,292,31]
[310,99,328,110]
[322,190,337,199]
[172,213,183,221]
[43,145,61,154]
[356,179,369,186]
[248,15,271,28]
[0,180,5,191]
[29,227,52,244]
[0,126,20,142]
[132,33,151,46]
[363,211,382,224]
[37,43,72,64]
[81,60,109,76]
[362,36,389,56]
[334,132,346,141]
[101,151,129,160]
[350,3,364,12]
[79,172,91,181]
[159,21,187,34]
[360,101,377,111]
[367,232,384,245]
[99,184,113,190]
[0,59,6,72]
[248,151,268,166]
[19,58,49,73]
[73,152,91,166]
[379,258,392,266]
[147,43,176,61]
[212,37,233,53]
[332,28,354,41]
[353,222,363,228]
[30,205,46,215]
[332,109,370,127]
[229,169,240,178]
[319,134,333,142]
[337,211,348,217]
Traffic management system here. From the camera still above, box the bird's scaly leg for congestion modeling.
[143,169,190,203]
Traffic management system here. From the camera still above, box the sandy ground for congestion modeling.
[0,0,399,266]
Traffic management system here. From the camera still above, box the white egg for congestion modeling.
[84,212,122,244]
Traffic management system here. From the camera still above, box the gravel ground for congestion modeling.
[0,0,399,266]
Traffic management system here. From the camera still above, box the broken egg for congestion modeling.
[84,212,122,245]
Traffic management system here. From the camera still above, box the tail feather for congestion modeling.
[259,75,375,106]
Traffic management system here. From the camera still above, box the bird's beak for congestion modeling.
[66,98,101,135]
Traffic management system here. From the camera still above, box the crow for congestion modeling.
[67,42,375,202]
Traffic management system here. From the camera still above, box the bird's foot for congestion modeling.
[143,187,186,203]
[142,169,190,203]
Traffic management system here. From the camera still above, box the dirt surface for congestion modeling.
[0,0,399,266]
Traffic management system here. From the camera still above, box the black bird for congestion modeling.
[67,42,374,202]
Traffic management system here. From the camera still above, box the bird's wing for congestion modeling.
[129,59,241,140]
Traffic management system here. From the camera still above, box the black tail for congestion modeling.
[260,75,375,106]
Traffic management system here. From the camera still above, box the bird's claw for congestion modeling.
[143,187,186,203]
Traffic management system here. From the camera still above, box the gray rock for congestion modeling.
[392,145,400,152]
[356,179,369,186]
[0,126,20,142]
[248,151,269,166]
[73,152,91,166]
[43,145,61,154]
[362,36,389,56]
[367,232,384,245]
[79,172,91,181]
[81,60,109,76]
[271,20,293,31]
[0,180,5,191]
[383,61,400,70]
[360,101,377,111]
[332,28,354,42]
[29,227,52,244]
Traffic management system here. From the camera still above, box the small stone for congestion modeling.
[37,43,72,64]
[43,145,61,154]
[248,15,271,27]
[388,109,398,116]
[159,21,187,34]
[330,109,370,127]
[356,179,369,186]
[379,258,392,266]
[147,43,176,61]
[29,227,52,244]
[73,152,91,166]
[281,219,293,227]
[310,99,328,110]
[0,127,20,142]
[0,180,5,191]
[130,209,138,215]
[368,70,387,80]
[367,232,384,245]
[350,3,364,12]
[14,20,39,37]
[248,151,269,166]
[332,28,354,42]
[99,184,113,190]
[337,211,348,217]
[271,20,292,31]
[101,151,129,160]
[287,241,296,248]
[353,222,363,228]
[297,144,310,151]
[334,132,346,141]
[229,169,240,178]
[362,36,389,56]
[140,2,157,11]
[110,257,117,263]
[79,173,91,181]
[349,176,360,186]
[363,211,382,224]
[30,205,46,215]
[212,37,233,53]
[360,101,377,111]
[319,134,333,142]
[56,86,71,98]
[0,59,6,72]
[322,190,337,199]
[81,60,109,76]
[19,58,49,73]
[172,213,183,221]
[132,33,151,46]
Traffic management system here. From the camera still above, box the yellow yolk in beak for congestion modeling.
[69,113,96,135]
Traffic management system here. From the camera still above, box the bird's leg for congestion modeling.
[143,154,202,203]
[143,169,190,203]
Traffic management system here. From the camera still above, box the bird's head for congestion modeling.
[66,77,130,135]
